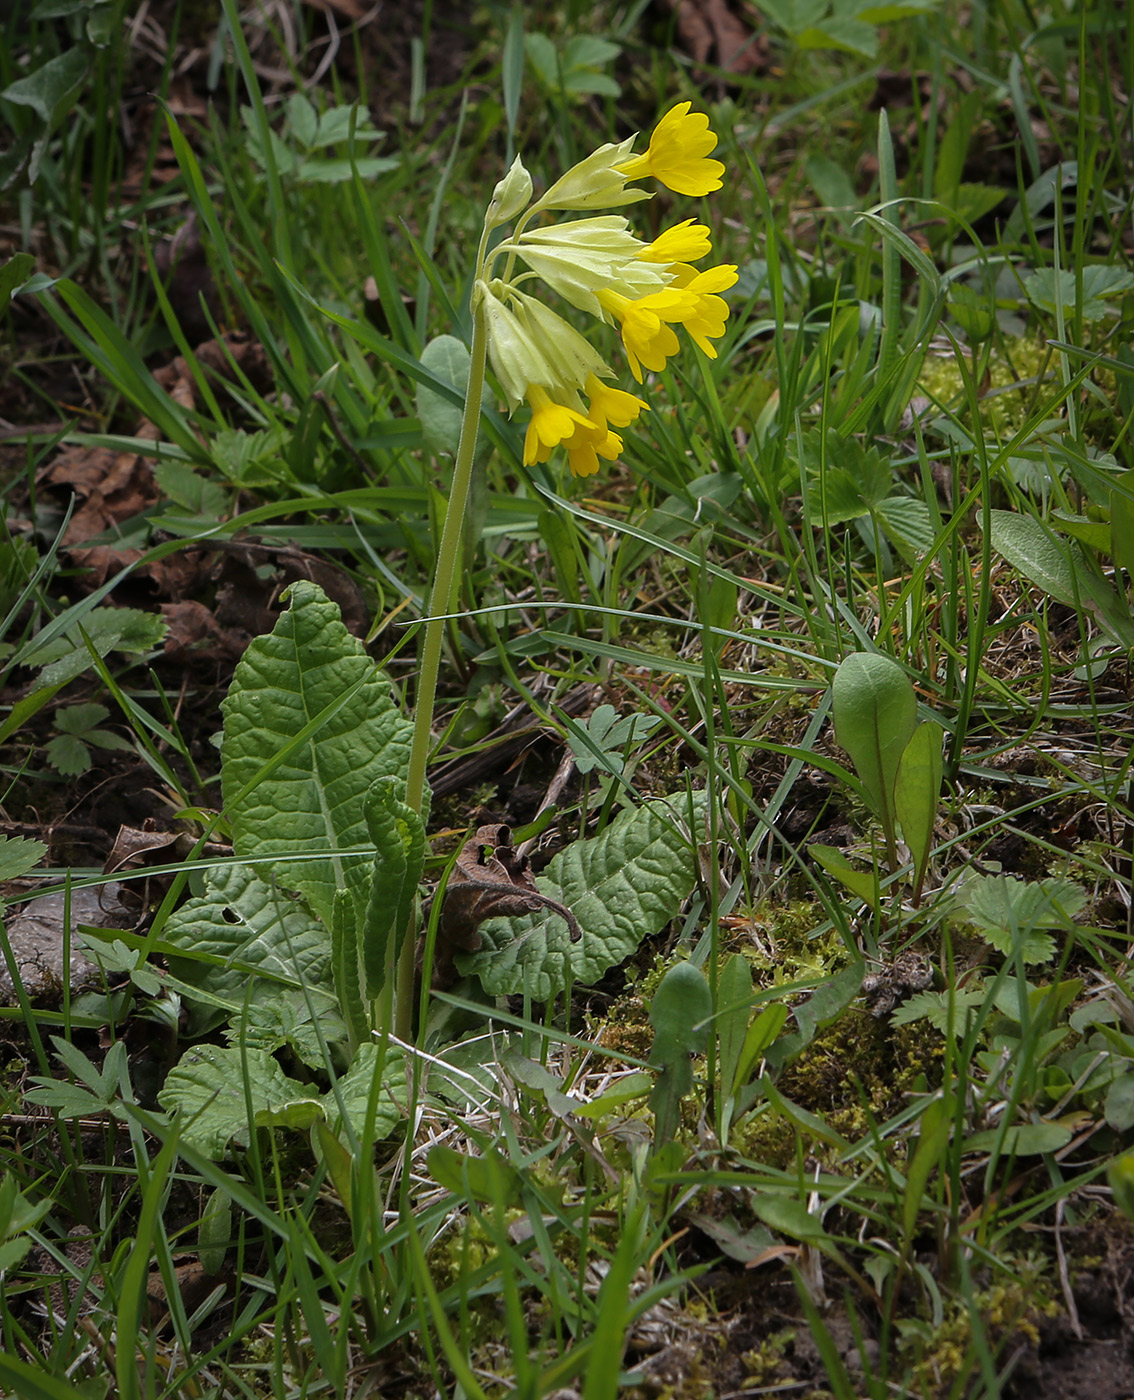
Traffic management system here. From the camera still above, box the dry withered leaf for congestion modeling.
[658,0,768,76]
[428,824,581,990]
[104,822,184,876]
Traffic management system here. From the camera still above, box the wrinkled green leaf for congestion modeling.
[158,1041,404,1159]
[158,1046,312,1158]
[162,862,336,1043]
[221,582,414,929]
[460,793,706,999]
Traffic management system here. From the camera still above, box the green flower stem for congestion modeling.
[395,294,489,1040]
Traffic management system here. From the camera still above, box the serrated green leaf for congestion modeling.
[294,156,399,183]
[0,835,46,880]
[23,607,168,688]
[220,582,414,929]
[964,873,1083,965]
[54,703,109,734]
[153,460,228,518]
[285,92,319,146]
[796,16,878,55]
[1025,266,1134,323]
[44,733,91,776]
[758,0,828,34]
[890,987,984,1035]
[875,496,934,558]
[459,793,706,999]
[162,863,337,1043]
[965,873,1086,931]
[524,32,560,85]
[157,1046,312,1158]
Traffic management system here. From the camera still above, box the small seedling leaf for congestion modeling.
[810,844,880,910]
[831,652,917,838]
[894,720,944,883]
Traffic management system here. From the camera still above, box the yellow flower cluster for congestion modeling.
[473,102,735,478]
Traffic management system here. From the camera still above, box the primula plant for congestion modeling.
[398,102,736,1030]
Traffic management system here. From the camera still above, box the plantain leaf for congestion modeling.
[894,720,944,885]
[831,652,917,840]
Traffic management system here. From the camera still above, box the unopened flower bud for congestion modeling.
[488,156,533,226]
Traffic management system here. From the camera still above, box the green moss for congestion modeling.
[900,1264,1059,1395]
[735,1013,943,1169]
[919,335,1053,436]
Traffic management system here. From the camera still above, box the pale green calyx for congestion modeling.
[478,281,555,408]
[512,216,670,316]
[529,136,652,213]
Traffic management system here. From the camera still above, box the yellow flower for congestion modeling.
[673,263,738,357]
[523,385,604,466]
[637,219,713,265]
[584,373,649,431]
[616,102,725,198]
[595,285,696,381]
[568,428,622,479]
[512,216,666,314]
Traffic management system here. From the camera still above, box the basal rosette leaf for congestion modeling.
[220,581,414,927]
[163,862,335,1045]
[458,793,706,999]
[158,1042,406,1159]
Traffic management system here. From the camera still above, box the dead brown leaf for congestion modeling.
[658,0,769,75]
[428,824,581,990]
